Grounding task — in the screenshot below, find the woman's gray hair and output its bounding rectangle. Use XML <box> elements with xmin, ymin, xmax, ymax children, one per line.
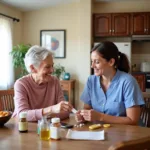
<box><xmin>24</xmin><ymin>45</ymin><xmax>53</xmax><ymax>73</ymax></box>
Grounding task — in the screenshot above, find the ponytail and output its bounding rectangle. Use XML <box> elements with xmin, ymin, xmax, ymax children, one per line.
<box><xmin>117</xmin><ymin>51</ymin><xmax>130</xmax><ymax>73</ymax></box>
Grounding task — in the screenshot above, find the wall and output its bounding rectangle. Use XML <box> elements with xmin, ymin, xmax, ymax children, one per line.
<box><xmin>1</xmin><ymin>0</ymin><xmax>150</xmax><ymax>108</ymax></box>
<box><xmin>132</xmin><ymin>42</ymin><xmax>150</xmax><ymax>71</ymax></box>
<box><xmin>93</xmin><ymin>0</ymin><xmax>150</xmax><ymax>13</ymax></box>
<box><xmin>77</xmin><ymin>0</ymin><xmax>92</xmax><ymax>109</ymax></box>
<box><xmin>22</xmin><ymin>0</ymin><xmax>92</xmax><ymax>109</ymax></box>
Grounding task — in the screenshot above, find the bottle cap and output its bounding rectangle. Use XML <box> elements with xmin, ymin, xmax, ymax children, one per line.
<box><xmin>51</xmin><ymin>118</ymin><xmax>60</xmax><ymax>123</ymax></box>
<box><xmin>19</xmin><ymin>112</ymin><xmax>27</xmax><ymax>118</ymax></box>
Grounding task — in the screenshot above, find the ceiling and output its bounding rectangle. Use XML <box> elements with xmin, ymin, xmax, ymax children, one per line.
<box><xmin>0</xmin><ymin>0</ymin><xmax>80</xmax><ymax>12</ymax></box>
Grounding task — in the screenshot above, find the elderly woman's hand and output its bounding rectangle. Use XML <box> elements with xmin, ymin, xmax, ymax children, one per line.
<box><xmin>42</xmin><ymin>101</ymin><xmax>73</xmax><ymax>116</ymax></box>
<box><xmin>51</xmin><ymin>101</ymin><xmax>73</xmax><ymax>113</ymax></box>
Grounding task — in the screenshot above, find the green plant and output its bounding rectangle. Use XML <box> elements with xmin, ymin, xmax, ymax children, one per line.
<box><xmin>10</xmin><ymin>44</ymin><xmax>31</xmax><ymax>78</ymax></box>
<box><xmin>52</xmin><ymin>64</ymin><xmax>65</xmax><ymax>79</ymax></box>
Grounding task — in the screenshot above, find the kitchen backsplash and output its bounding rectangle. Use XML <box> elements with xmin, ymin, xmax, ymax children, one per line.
<box><xmin>132</xmin><ymin>54</ymin><xmax>150</xmax><ymax>71</ymax></box>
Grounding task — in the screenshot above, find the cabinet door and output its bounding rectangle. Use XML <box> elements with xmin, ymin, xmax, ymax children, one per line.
<box><xmin>131</xmin><ymin>13</ymin><xmax>147</xmax><ymax>35</ymax></box>
<box><xmin>93</xmin><ymin>14</ymin><xmax>111</xmax><ymax>37</ymax></box>
<box><xmin>147</xmin><ymin>13</ymin><xmax>150</xmax><ymax>34</ymax></box>
<box><xmin>112</xmin><ymin>13</ymin><xmax>130</xmax><ymax>36</ymax></box>
<box><xmin>133</xmin><ymin>74</ymin><xmax>145</xmax><ymax>92</ymax></box>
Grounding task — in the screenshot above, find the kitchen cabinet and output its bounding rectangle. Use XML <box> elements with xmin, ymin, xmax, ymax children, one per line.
<box><xmin>93</xmin><ymin>13</ymin><xmax>130</xmax><ymax>37</ymax></box>
<box><xmin>132</xmin><ymin>74</ymin><xmax>145</xmax><ymax>92</ymax></box>
<box><xmin>131</xmin><ymin>12</ymin><xmax>150</xmax><ymax>35</ymax></box>
<box><xmin>112</xmin><ymin>13</ymin><xmax>130</xmax><ymax>36</ymax></box>
<box><xmin>93</xmin><ymin>13</ymin><xmax>111</xmax><ymax>37</ymax></box>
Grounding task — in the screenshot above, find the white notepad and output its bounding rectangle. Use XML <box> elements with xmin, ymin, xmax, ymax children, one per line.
<box><xmin>66</xmin><ymin>129</ymin><xmax>105</xmax><ymax>140</ymax></box>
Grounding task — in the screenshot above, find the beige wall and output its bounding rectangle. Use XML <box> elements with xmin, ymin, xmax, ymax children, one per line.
<box><xmin>93</xmin><ymin>1</ymin><xmax>150</xmax><ymax>13</ymax></box>
<box><xmin>0</xmin><ymin>3</ymin><xmax>23</xmax><ymax>45</ymax></box>
<box><xmin>77</xmin><ymin>0</ymin><xmax>92</xmax><ymax>109</ymax></box>
<box><xmin>23</xmin><ymin>1</ymin><xmax>92</xmax><ymax>109</ymax></box>
<box><xmin>3</xmin><ymin>0</ymin><xmax>150</xmax><ymax>108</ymax></box>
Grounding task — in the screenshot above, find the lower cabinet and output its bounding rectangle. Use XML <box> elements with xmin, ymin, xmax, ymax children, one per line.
<box><xmin>132</xmin><ymin>74</ymin><xmax>145</xmax><ymax>92</ymax></box>
<box><xmin>60</xmin><ymin>79</ymin><xmax>76</xmax><ymax>106</ymax></box>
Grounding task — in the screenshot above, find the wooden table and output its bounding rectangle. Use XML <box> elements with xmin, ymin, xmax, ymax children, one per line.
<box><xmin>1</xmin><ymin>116</ymin><xmax>150</xmax><ymax>150</ymax></box>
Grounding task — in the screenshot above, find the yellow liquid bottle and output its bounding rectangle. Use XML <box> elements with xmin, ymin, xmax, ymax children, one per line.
<box><xmin>40</xmin><ymin>129</ymin><xmax>50</xmax><ymax>140</ymax></box>
<box><xmin>39</xmin><ymin>116</ymin><xmax>50</xmax><ymax>140</ymax></box>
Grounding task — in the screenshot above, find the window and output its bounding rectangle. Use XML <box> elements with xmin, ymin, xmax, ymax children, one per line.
<box><xmin>0</xmin><ymin>16</ymin><xmax>14</xmax><ymax>89</ymax></box>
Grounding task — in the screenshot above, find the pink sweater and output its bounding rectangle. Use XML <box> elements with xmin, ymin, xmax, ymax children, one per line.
<box><xmin>12</xmin><ymin>75</ymin><xmax>69</xmax><ymax>121</ymax></box>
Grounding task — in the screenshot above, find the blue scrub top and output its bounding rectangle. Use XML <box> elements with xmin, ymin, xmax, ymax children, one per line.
<box><xmin>80</xmin><ymin>70</ymin><xmax>145</xmax><ymax>117</ymax></box>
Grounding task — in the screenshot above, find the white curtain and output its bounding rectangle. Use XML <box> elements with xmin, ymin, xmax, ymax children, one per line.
<box><xmin>0</xmin><ymin>16</ymin><xmax>14</xmax><ymax>89</ymax></box>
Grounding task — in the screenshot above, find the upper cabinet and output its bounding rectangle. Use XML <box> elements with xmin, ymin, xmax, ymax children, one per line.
<box><xmin>93</xmin><ymin>12</ymin><xmax>150</xmax><ymax>37</ymax></box>
<box><xmin>131</xmin><ymin>13</ymin><xmax>150</xmax><ymax>35</ymax></box>
<box><xmin>93</xmin><ymin>13</ymin><xmax>130</xmax><ymax>37</ymax></box>
<box><xmin>112</xmin><ymin>13</ymin><xmax>130</xmax><ymax>36</ymax></box>
<box><xmin>93</xmin><ymin>14</ymin><xmax>111</xmax><ymax>37</ymax></box>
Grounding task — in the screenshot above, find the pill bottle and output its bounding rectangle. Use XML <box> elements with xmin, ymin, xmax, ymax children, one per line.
<box><xmin>18</xmin><ymin>112</ymin><xmax>28</xmax><ymax>133</ymax></box>
<box><xmin>50</xmin><ymin>118</ymin><xmax>61</xmax><ymax>140</ymax></box>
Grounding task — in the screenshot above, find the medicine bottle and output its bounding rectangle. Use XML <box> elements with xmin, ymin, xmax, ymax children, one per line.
<box><xmin>50</xmin><ymin>118</ymin><xmax>61</xmax><ymax>140</ymax></box>
<box><xmin>39</xmin><ymin>116</ymin><xmax>50</xmax><ymax>140</ymax></box>
<box><xmin>18</xmin><ymin>112</ymin><xmax>28</xmax><ymax>133</ymax></box>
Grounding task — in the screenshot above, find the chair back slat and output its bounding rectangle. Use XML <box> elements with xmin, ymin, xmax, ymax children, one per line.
<box><xmin>0</xmin><ymin>90</ymin><xmax>14</xmax><ymax>112</ymax></box>
<box><xmin>141</xmin><ymin>92</ymin><xmax>150</xmax><ymax>127</ymax></box>
<box><xmin>108</xmin><ymin>136</ymin><xmax>150</xmax><ymax>150</ymax></box>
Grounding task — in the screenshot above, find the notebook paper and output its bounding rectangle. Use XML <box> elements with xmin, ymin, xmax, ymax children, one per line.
<box><xmin>66</xmin><ymin>129</ymin><xmax>105</xmax><ymax>140</ymax></box>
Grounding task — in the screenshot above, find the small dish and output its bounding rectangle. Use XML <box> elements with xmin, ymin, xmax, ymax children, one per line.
<box><xmin>0</xmin><ymin>111</ymin><xmax>12</xmax><ymax>127</ymax></box>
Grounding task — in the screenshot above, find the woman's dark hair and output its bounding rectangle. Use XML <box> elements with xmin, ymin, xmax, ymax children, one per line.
<box><xmin>91</xmin><ymin>41</ymin><xmax>130</xmax><ymax>73</ymax></box>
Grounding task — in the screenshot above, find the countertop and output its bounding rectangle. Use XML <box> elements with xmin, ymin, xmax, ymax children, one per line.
<box><xmin>132</xmin><ymin>71</ymin><xmax>150</xmax><ymax>75</ymax></box>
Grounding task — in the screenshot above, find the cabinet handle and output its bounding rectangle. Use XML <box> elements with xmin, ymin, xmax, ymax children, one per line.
<box><xmin>109</xmin><ymin>29</ymin><xmax>112</xmax><ymax>33</ymax></box>
<box><xmin>112</xmin><ymin>29</ymin><xmax>114</xmax><ymax>33</ymax></box>
<box><xmin>144</xmin><ymin>28</ymin><xmax>147</xmax><ymax>32</ymax></box>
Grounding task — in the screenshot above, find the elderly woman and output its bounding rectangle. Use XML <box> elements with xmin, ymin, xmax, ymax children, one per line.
<box><xmin>12</xmin><ymin>45</ymin><xmax>72</xmax><ymax>121</ymax></box>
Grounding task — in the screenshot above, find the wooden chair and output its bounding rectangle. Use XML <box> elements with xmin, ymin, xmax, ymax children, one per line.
<box><xmin>108</xmin><ymin>136</ymin><xmax>150</xmax><ymax>150</ymax></box>
<box><xmin>141</xmin><ymin>92</ymin><xmax>150</xmax><ymax>127</ymax></box>
<box><xmin>0</xmin><ymin>89</ymin><xmax>14</xmax><ymax>112</ymax></box>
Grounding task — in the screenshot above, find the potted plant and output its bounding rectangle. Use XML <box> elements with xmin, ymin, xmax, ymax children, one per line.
<box><xmin>10</xmin><ymin>44</ymin><xmax>31</xmax><ymax>78</ymax></box>
<box><xmin>52</xmin><ymin>64</ymin><xmax>65</xmax><ymax>80</ymax></box>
